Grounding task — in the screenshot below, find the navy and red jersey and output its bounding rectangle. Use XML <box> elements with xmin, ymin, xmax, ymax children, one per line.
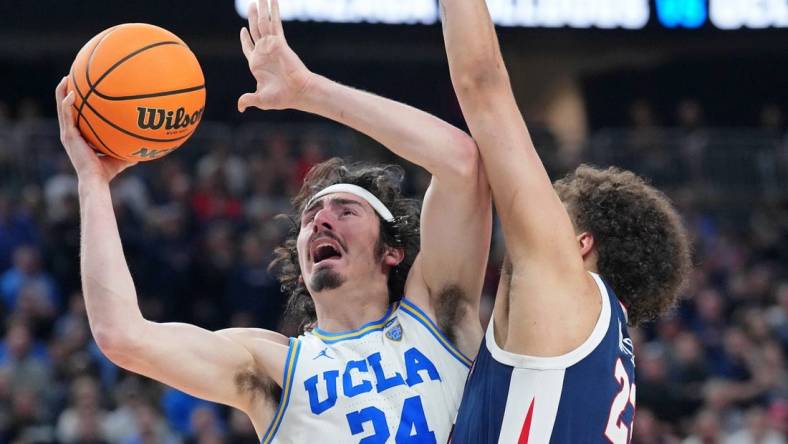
<box><xmin>450</xmin><ymin>273</ymin><xmax>636</xmax><ymax>444</ymax></box>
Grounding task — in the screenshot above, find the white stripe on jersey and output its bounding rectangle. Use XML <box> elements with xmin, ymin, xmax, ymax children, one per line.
<box><xmin>486</xmin><ymin>273</ymin><xmax>612</xmax><ymax>370</ymax></box>
<box><xmin>497</xmin><ymin>368</ymin><xmax>565</xmax><ymax>443</ymax></box>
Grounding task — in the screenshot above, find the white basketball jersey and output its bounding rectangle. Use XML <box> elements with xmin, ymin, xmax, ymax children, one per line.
<box><xmin>260</xmin><ymin>298</ymin><xmax>472</xmax><ymax>444</ymax></box>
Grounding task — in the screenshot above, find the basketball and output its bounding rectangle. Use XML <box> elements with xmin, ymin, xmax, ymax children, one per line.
<box><xmin>66</xmin><ymin>23</ymin><xmax>205</xmax><ymax>162</ymax></box>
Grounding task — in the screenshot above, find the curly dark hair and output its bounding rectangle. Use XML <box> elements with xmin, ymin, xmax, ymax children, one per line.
<box><xmin>269</xmin><ymin>158</ymin><xmax>421</xmax><ymax>334</ymax></box>
<box><xmin>554</xmin><ymin>165</ymin><xmax>692</xmax><ymax>325</ymax></box>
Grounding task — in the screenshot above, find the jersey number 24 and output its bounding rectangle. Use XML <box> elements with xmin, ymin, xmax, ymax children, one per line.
<box><xmin>346</xmin><ymin>395</ymin><xmax>436</xmax><ymax>444</ymax></box>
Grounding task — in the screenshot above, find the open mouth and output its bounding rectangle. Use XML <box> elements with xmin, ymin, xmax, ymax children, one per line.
<box><xmin>312</xmin><ymin>243</ymin><xmax>343</xmax><ymax>264</ymax></box>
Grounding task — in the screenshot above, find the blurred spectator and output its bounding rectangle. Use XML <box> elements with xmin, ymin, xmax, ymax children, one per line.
<box><xmin>191</xmin><ymin>223</ymin><xmax>236</xmax><ymax>329</ymax></box>
<box><xmin>43</xmin><ymin>155</ymin><xmax>78</xmax><ymax>225</ymax></box>
<box><xmin>44</xmin><ymin>192</ymin><xmax>81</xmax><ymax>298</ymax></box>
<box><xmin>225</xmin><ymin>231</ymin><xmax>285</xmax><ymax>329</ymax></box>
<box><xmin>637</xmin><ymin>343</ymin><xmax>687</xmax><ymax>422</ymax></box>
<box><xmin>0</xmin><ymin>319</ymin><xmax>51</xmax><ymax>400</ymax></box>
<box><xmin>197</xmin><ymin>142</ymin><xmax>248</xmax><ymax>197</ymax></box>
<box><xmin>725</xmin><ymin>406</ymin><xmax>786</xmax><ymax>444</ymax></box>
<box><xmin>681</xmin><ymin>409</ymin><xmax>722</xmax><ymax>444</ymax></box>
<box><xmin>104</xmin><ymin>377</ymin><xmax>144</xmax><ymax>444</ymax></box>
<box><xmin>15</xmin><ymin>281</ymin><xmax>57</xmax><ymax>338</ymax></box>
<box><xmin>244</xmin><ymin>169</ymin><xmax>289</xmax><ymax>225</ymax></box>
<box><xmin>765</xmin><ymin>282</ymin><xmax>788</xmax><ymax>349</ymax></box>
<box><xmin>5</xmin><ymin>388</ymin><xmax>55</xmax><ymax>443</ymax></box>
<box><xmin>111</xmin><ymin>173</ymin><xmax>151</xmax><ymax>223</ymax></box>
<box><xmin>259</xmin><ymin>132</ymin><xmax>295</xmax><ymax>196</ymax></box>
<box><xmin>225</xmin><ymin>410</ymin><xmax>256</xmax><ymax>443</ymax></box>
<box><xmin>0</xmin><ymin>196</ymin><xmax>39</xmax><ymax>272</ymax></box>
<box><xmin>0</xmin><ymin>245</ymin><xmax>59</xmax><ymax>312</ymax></box>
<box><xmin>184</xmin><ymin>405</ymin><xmax>224</xmax><ymax>444</ymax></box>
<box><xmin>191</xmin><ymin>171</ymin><xmax>242</xmax><ymax>224</ymax></box>
<box><xmin>161</xmin><ymin>389</ymin><xmax>219</xmax><ymax>438</ymax></box>
<box><xmin>293</xmin><ymin>137</ymin><xmax>326</xmax><ymax>186</ymax></box>
<box><xmin>120</xmin><ymin>402</ymin><xmax>180</xmax><ymax>444</ymax></box>
<box><xmin>632</xmin><ymin>408</ymin><xmax>679</xmax><ymax>444</ymax></box>
<box><xmin>56</xmin><ymin>376</ymin><xmax>110</xmax><ymax>443</ymax></box>
<box><xmin>766</xmin><ymin>400</ymin><xmax>787</xmax><ymax>438</ymax></box>
<box><xmin>675</xmin><ymin>98</ymin><xmax>709</xmax><ymax>182</ymax></box>
<box><xmin>626</xmin><ymin>99</ymin><xmax>672</xmax><ymax>183</ymax></box>
<box><xmin>690</xmin><ymin>289</ymin><xmax>727</xmax><ymax>360</ymax></box>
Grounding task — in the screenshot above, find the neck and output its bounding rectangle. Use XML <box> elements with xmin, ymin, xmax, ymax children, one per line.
<box><xmin>583</xmin><ymin>250</ymin><xmax>599</xmax><ymax>273</ymax></box>
<box><xmin>312</xmin><ymin>279</ymin><xmax>391</xmax><ymax>333</ymax></box>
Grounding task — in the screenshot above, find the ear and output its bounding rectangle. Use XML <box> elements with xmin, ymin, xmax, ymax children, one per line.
<box><xmin>577</xmin><ymin>232</ymin><xmax>595</xmax><ymax>258</ymax></box>
<box><xmin>382</xmin><ymin>247</ymin><xmax>405</xmax><ymax>268</ymax></box>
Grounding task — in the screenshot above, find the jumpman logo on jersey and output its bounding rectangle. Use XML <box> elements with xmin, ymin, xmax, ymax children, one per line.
<box><xmin>313</xmin><ymin>347</ymin><xmax>334</xmax><ymax>360</ymax></box>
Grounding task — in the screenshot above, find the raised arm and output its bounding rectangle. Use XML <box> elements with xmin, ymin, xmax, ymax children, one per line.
<box><xmin>439</xmin><ymin>1</ymin><xmax>598</xmax><ymax>355</ymax></box>
<box><xmin>239</xmin><ymin>0</ymin><xmax>492</xmax><ymax>355</ymax></box>
<box><xmin>55</xmin><ymin>79</ymin><xmax>288</xmax><ymax>423</ymax></box>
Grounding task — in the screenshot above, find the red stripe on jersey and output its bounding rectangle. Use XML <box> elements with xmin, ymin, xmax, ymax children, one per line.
<box><xmin>518</xmin><ymin>398</ymin><xmax>536</xmax><ymax>444</ymax></box>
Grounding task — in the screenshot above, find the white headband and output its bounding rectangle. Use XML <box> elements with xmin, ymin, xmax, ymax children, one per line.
<box><xmin>305</xmin><ymin>183</ymin><xmax>394</xmax><ymax>222</ymax></box>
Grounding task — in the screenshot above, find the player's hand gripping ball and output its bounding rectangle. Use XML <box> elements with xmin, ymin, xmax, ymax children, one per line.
<box><xmin>67</xmin><ymin>23</ymin><xmax>206</xmax><ymax>162</ymax></box>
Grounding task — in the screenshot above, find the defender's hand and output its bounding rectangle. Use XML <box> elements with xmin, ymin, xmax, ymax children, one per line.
<box><xmin>238</xmin><ymin>0</ymin><xmax>314</xmax><ymax>112</ymax></box>
<box><xmin>55</xmin><ymin>77</ymin><xmax>135</xmax><ymax>184</ymax></box>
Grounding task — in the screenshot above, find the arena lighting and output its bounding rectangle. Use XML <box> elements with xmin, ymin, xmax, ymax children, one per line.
<box><xmin>236</xmin><ymin>0</ymin><xmax>438</xmax><ymax>24</ymax></box>
<box><xmin>235</xmin><ymin>0</ymin><xmax>788</xmax><ymax>29</ymax></box>
<box><xmin>709</xmin><ymin>0</ymin><xmax>788</xmax><ymax>29</ymax></box>
<box><xmin>654</xmin><ymin>0</ymin><xmax>706</xmax><ymax>28</ymax></box>
<box><xmin>235</xmin><ymin>0</ymin><xmax>649</xmax><ymax>28</ymax></box>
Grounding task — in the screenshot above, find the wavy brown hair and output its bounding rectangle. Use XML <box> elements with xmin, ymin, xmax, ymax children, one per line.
<box><xmin>554</xmin><ymin>165</ymin><xmax>692</xmax><ymax>325</ymax></box>
<box><xmin>269</xmin><ymin>158</ymin><xmax>421</xmax><ymax>334</ymax></box>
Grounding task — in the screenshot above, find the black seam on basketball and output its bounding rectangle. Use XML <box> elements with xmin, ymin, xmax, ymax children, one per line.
<box><xmin>79</xmin><ymin>40</ymin><xmax>182</xmax><ymax>129</ymax></box>
<box><xmin>73</xmin><ymin>76</ymin><xmax>196</xmax><ymax>142</ymax></box>
<box><xmin>92</xmin><ymin>84</ymin><xmax>205</xmax><ymax>101</ymax></box>
<box><xmin>78</xmin><ymin>95</ymin><xmax>196</xmax><ymax>142</ymax></box>
<box><xmin>71</xmin><ymin>70</ymin><xmax>91</xmax><ymax>113</ymax></box>
<box><xmin>72</xmin><ymin>104</ymin><xmax>124</xmax><ymax>158</ymax></box>
<box><xmin>76</xmin><ymin>27</ymin><xmax>121</xmax><ymax>128</ymax></box>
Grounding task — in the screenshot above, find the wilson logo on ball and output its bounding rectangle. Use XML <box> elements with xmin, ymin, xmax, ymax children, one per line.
<box><xmin>136</xmin><ymin>106</ymin><xmax>205</xmax><ymax>131</ymax></box>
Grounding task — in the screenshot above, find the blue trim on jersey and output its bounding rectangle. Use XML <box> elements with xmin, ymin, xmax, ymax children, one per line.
<box><xmin>261</xmin><ymin>338</ymin><xmax>302</xmax><ymax>444</ymax></box>
<box><xmin>400</xmin><ymin>298</ymin><xmax>473</xmax><ymax>368</ymax></box>
<box><xmin>310</xmin><ymin>303</ymin><xmax>398</xmax><ymax>344</ymax></box>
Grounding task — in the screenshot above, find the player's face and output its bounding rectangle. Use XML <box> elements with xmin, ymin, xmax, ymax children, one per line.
<box><xmin>297</xmin><ymin>193</ymin><xmax>384</xmax><ymax>294</ymax></box>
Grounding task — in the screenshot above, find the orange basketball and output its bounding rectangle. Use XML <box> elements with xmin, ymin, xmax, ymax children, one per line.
<box><xmin>67</xmin><ymin>23</ymin><xmax>206</xmax><ymax>162</ymax></box>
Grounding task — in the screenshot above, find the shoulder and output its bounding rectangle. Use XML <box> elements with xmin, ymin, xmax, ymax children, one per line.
<box><xmin>217</xmin><ymin>327</ymin><xmax>290</xmax><ymax>346</ymax></box>
<box><xmin>403</xmin><ymin>255</ymin><xmax>483</xmax><ymax>359</ymax></box>
<box><xmin>217</xmin><ymin>328</ymin><xmax>292</xmax><ymax>389</ymax></box>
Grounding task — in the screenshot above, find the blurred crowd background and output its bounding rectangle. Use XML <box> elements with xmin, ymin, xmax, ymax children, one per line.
<box><xmin>0</xmin><ymin>94</ymin><xmax>785</xmax><ymax>444</ymax></box>
<box><xmin>1</xmin><ymin>0</ymin><xmax>788</xmax><ymax>443</ymax></box>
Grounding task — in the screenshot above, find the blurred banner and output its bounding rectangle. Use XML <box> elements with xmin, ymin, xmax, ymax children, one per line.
<box><xmin>235</xmin><ymin>0</ymin><xmax>788</xmax><ymax>30</ymax></box>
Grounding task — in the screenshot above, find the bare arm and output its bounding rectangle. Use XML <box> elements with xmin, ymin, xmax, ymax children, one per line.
<box><xmin>297</xmin><ymin>77</ymin><xmax>492</xmax><ymax>328</ymax></box>
<box><xmin>439</xmin><ymin>1</ymin><xmax>598</xmax><ymax>355</ymax></box>
<box><xmin>239</xmin><ymin>0</ymin><xmax>492</xmax><ymax>355</ymax></box>
<box><xmin>55</xmin><ymin>79</ymin><xmax>286</xmax><ymax>416</ymax></box>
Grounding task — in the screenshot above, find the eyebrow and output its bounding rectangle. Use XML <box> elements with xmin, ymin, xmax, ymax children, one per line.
<box><xmin>302</xmin><ymin>197</ymin><xmax>366</xmax><ymax>218</ymax></box>
<box><xmin>302</xmin><ymin>199</ymin><xmax>324</xmax><ymax>217</ymax></box>
<box><xmin>331</xmin><ymin>198</ymin><xmax>366</xmax><ymax>210</ymax></box>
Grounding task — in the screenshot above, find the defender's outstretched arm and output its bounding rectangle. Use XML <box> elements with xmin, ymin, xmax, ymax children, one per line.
<box><xmin>439</xmin><ymin>1</ymin><xmax>598</xmax><ymax>355</ymax></box>
<box><xmin>240</xmin><ymin>0</ymin><xmax>492</xmax><ymax>356</ymax></box>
